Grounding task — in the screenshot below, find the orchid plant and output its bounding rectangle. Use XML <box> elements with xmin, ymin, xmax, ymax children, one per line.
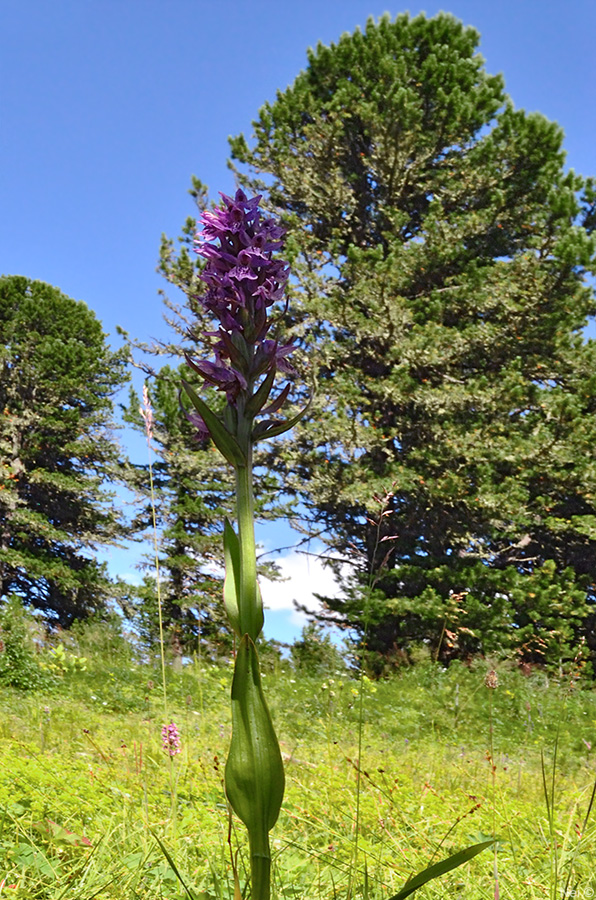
<box><xmin>182</xmin><ymin>189</ymin><xmax>302</xmax><ymax>900</ymax></box>
<box><xmin>181</xmin><ymin>189</ymin><xmax>494</xmax><ymax>900</ymax></box>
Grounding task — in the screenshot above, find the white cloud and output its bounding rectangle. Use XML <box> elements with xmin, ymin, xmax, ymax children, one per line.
<box><xmin>259</xmin><ymin>551</ymin><xmax>349</xmax><ymax>626</ymax></box>
<box><xmin>116</xmin><ymin>570</ymin><xmax>144</xmax><ymax>587</ymax></box>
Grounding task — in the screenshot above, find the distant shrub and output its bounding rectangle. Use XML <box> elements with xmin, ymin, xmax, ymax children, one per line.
<box><xmin>44</xmin><ymin>642</ymin><xmax>87</xmax><ymax>676</ymax></box>
<box><xmin>68</xmin><ymin>612</ymin><xmax>133</xmax><ymax>663</ymax></box>
<box><xmin>290</xmin><ymin>623</ymin><xmax>346</xmax><ymax>676</ymax></box>
<box><xmin>257</xmin><ymin>638</ymin><xmax>289</xmax><ymax>674</ymax></box>
<box><xmin>0</xmin><ymin>594</ymin><xmax>47</xmax><ymax>690</ymax></box>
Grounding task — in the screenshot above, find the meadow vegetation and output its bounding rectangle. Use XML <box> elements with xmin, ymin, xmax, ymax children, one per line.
<box><xmin>1</xmin><ymin>609</ymin><xmax>595</xmax><ymax>899</ymax></box>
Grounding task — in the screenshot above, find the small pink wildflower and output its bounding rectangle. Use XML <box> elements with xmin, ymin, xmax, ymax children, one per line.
<box><xmin>161</xmin><ymin>721</ymin><xmax>181</xmax><ymax>757</ymax></box>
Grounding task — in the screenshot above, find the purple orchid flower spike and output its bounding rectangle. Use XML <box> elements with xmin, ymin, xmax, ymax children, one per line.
<box><xmin>161</xmin><ymin>721</ymin><xmax>181</xmax><ymax>757</ymax></box>
<box><xmin>181</xmin><ymin>189</ymin><xmax>307</xmax><ymax>459</ymax></box>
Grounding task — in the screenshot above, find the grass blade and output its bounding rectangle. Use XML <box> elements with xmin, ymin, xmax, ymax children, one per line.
<box><xmin>386</xmin><ymin>839</ymin><xmax>496</xmax><ymax>900</ymax></box>
<box><xmin>152</xmin><ymin>830</ymin><xmax>197</xmax><ymax>900</ymax></box>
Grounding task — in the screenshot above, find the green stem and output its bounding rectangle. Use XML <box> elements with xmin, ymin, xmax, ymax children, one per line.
<box><xmin>229</xmin><ymin>422</ymin><xmax>275</xmax><ymax>900</ymax></box>
<box><xmin>249</xmin><ymin>836</ymin><xmax>272</xmax><ymax>900</ymax></box>
<box><xmin>235</xmin><ymin>456</ymin><xmax>263</xmax><ymax>640</ymax></box>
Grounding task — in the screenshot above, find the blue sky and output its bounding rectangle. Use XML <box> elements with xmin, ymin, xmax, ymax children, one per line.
<box><xmin>2</xmin><ymin>0</ymin><xmax>595</xmax><ymax>643</ymax></box>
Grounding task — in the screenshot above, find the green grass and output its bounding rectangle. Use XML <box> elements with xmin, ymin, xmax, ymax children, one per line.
<box><xmin>1</xmin><ymin>631</ymin><xmax>596</xmax><ymax>898</ymax></box>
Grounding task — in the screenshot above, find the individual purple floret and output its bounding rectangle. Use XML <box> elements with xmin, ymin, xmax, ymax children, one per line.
<box><xmin>186</xmin><ymin>189</ymin><xmax>296</xmax><ymax>417</ymax></box>
<box><xmin>162</xmin><ymin>721</ymin><xmax>181</xmax><ymax>757</ymax></box>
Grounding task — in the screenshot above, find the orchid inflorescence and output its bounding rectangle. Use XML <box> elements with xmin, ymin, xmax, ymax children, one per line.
<box><xmin>161</xmin><ymin>721</ymin><xmax>181</xmax><ymax>758</ymax></box>
<box><xmin>182</xmin><ymin>189</ymin><xmax>303</xmax><ymax>464</ymax></box>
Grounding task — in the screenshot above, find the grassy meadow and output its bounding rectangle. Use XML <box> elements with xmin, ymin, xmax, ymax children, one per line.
<box><xmin>1</xmin><ymin>621</ymin><xmax>596</xmax><ymax>899</ymax></box>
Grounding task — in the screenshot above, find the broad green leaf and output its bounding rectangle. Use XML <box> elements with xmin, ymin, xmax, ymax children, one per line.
<box><xmin>223</xmin><ymin>519</ymin><xmax>264</xmax><ymax>642</ymax></box>
<box><xmin>225</xmin><ymin>636</ymin><xmax>285</xmax><ymax>857</ymax></box>
<box><xmin>181</xmin><ymin>380</ymin><xmax>246</xmax><ymax>467</ymax></box>
<box><xmin>387</xmin><ymin>839</ymin><xmax>496</xmax><ymax>900</ymax></box>
<box><xmin>223</xmin><ymin>518</ymin><xmax>242</xmax><ymax>636</ymax></box>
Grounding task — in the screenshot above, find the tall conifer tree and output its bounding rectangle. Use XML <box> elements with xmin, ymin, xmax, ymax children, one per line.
<box><xmin>224</xmin><ymin>13</ymin><xmax>596</xmax><ymax>668</ymax></box>
<box><xmin>0</xmin><ymin>276</ymin><xmax>129</xmax><ymax>625</ymax></box>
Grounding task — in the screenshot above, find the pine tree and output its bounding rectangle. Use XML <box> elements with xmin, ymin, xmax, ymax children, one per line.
<box><xmin>0</xmin><ymin>276</ymin><xmax>129</xmax><ymax>625</ymax></box>
<box><xmin>227</xmin><ymin>12</ymin><xmax>596</xmax><ymax>669</ymax></box>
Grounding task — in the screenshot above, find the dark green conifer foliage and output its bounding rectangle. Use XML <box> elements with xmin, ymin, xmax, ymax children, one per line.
<box><xmin>0</xmin><ymin>276</ymin><xmax>129</xmax><ymax>625</ymax></box>
<box><xmin>228</xmin><ymin>12</ymin><xmax>596</xmax><ymax>669</ymax></box>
